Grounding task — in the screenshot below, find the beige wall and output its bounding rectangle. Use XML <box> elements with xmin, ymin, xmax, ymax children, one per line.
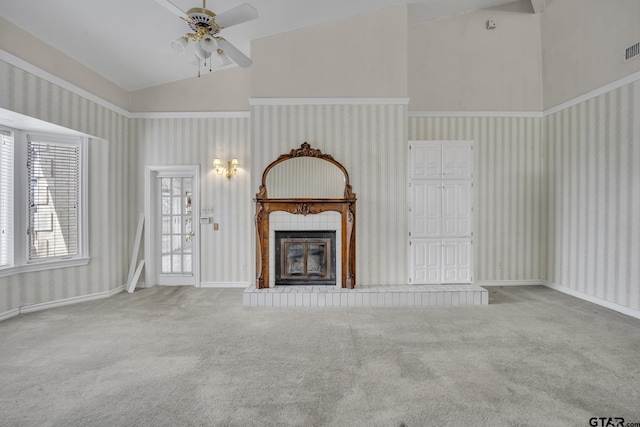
<box><xmin>129</xmin><ymin>68</ymin><xmax>251</xmax><ymax>112</ymax></box>
<box><xmin>0</xmin><ymin>17</ymin><xmax>130</xmax><ymax>111</ymax></box>
<box><xmin>131</xmin><ymin>116</ymin><xmax>252</xmax><ymax>285</ymax></box>
<box><xmin>541</xmin><ymin>0</ymin><xmax>640</xmax><ymax>109</ymax></box>
<box><xmin>251</xmin><ymin>103</ymin><xmax>408</xmax><ymax>285</ymax></box>
<box><xmin>0</xmin><ymin>60</ymin><xmax>133</xmax><ymax>314</ymax></box>
<box><xmin>250</xmin><ymin>5</ymin><xmax>408</xmax><ymax>98</ymax></box>
<box><xmin>544</xmin><ymin>79</ymin><xmax>640</xmax><ymax>311</ymax></box>
<box><xmin>4</xmin><ymin>0</ymin><xmax>640</xmax><ymax>316</ymax></box>
<box><xmin>409</xmin><ymin>115</ymin><xmax>545</xmax><ymax>282</ymax></box>
<box><xmin>409</xmin><ymin>3</ymin><xmax>542</xmax><ymax>112</ymax></box>
<box><xmin>6</xmin><ymin>0</ymin><xmax>640</xmax><ymax>114</ymax></box>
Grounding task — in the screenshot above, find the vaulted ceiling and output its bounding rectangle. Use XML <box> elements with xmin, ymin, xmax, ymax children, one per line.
<box><xmin>0</xmin><ymin>0</ymin><xmax>532</xmax><ymax>92</ymax></box>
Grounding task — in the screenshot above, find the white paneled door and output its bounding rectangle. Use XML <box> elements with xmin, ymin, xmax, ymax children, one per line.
<box><xmin>410</xmin><ymin>181</ymin><xmax>442</xmax><ymax>237</ymax></box>
<box><xmin>442</xmin><ymin>181</ymin><xmax>473</xmax><ymax>237</ymax></box>
<box><xmin>410</xmin><ymin>239</ymin><xmax>441</xmax><ymax>283</ymax></box>
<box><xmin>442</xmin><ymin>239</ymin><xmax>473</xmax><ymax>283</ymax></box>
<box><xmin>409</xmin><ymin>141</ymin><xmax>473</xmax><ymax>284</ymax></box>
<box><xmin>411</xmin><ymin>143</ymin><xmax>442</xmax><ymax>180</ymax></box>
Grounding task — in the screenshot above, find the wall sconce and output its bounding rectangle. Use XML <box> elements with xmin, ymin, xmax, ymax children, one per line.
<box><xmin>213</xmin><ymin>158</ymin><xmax>239</xmax><ymax>180</ymax></box>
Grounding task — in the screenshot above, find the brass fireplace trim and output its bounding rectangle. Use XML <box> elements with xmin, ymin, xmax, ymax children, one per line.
<box><xmin>254</xmin><ymin>143</ymin><xmax>356</xmax><ymax>289</ymax></box>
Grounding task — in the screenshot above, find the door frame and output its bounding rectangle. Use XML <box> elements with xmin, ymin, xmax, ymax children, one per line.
<box><xmin>144</xmin><ymin>165</ymin><xmax>200</xmax><ymax>287</ymax></box>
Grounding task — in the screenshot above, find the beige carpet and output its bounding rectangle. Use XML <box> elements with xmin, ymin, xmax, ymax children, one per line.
<box><xmin>1</xmin><ymin>285</ymin><xmax>639</xmax><ymax>426</ymax></box>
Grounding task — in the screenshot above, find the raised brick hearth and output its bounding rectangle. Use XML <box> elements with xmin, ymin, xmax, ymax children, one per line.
<box><xmin>243</xmin><ymin>284</ymin><xmax>488</xmax><ymax>307</ymax></box>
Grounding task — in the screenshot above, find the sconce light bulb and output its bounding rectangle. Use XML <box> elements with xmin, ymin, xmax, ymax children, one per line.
<box><xmin>212</xmin><ymin>157</ymin><xmax>239</xmax><ymax>180</ymax></box>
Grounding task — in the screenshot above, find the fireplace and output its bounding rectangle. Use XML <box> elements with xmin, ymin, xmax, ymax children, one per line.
<box><xmin>275</xmin><ymin>231</ymin><xmax>336</xmax><ymax>285</ymax></box>
<box><xmin>255</xmin><ymin>143</ymin><xmax>356</xmax><ymax>289</ymax></box>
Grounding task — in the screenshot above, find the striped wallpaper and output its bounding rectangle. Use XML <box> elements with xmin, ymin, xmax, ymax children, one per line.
<box><xmin>2</xmin><ymin>54</ymin><xmax>638</xmax><ymax>316</ymax></box>
<box><xmin>0</xmin><ymin>60</ymin><xmax>133</xmax><ymax>314</ymax></box>
<box><xmin>251</xmin><ymin>104</ymin><xmax>408</xmax><ymax>285</ymax></box>
<box><xmin>544</xmin><ymin>80</ymin><xmax>640</xmax><ymax>311</ymax></box>
<box><xmin>131</xmin><ymin>117</ymin><xmax>252</xmax><ymax>285</ymax></box>
<box><xmin>408</xmin><ymin>116</ymin><xmax>546</xmax><ymax>283</ymax></box>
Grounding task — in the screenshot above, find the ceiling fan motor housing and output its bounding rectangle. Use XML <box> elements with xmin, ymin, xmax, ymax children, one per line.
<box><xmin>186</xmin><ymin>8</ymin><xmax>221</xmax><ymax>34</ymax></box>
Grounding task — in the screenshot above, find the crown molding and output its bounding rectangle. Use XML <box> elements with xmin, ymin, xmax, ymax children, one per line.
<box><xmin>4</xmin><ymin>48</ymin><xmax>640</xmax><ymax>120</ymax></box>
<box><xmin>543</xmin><ymin>70</ymin><xmax>640</xmax><ymax>116</ymax></box>
<box><xmin>250</xmin><ymin>98</ymin><xmax>410</xmax><ymax>106</ymax></box>
<box><xmin>1</xmin><ymin>50</ymin><xmax>251</xmax><ymax>120</ymax></box>
<box><xmin>0</xmin><ymin>49</ymin><xmax>131</xmax><ymax>118</ymax></box>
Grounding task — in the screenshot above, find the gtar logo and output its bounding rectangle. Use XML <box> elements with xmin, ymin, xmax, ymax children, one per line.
<box><xmin>589</xmin><ymin>418</ymin><xmax>625</xmax><ymax>427</ymax></box>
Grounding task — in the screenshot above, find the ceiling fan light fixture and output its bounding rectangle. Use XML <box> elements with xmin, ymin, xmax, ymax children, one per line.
<box><xmin>216</xmin><ymin>49</ymin><xmax>232</xmax><ymax>67</ymax></box>
<box><xmin>159</xmin><ymin>0</ymin><xmax>258</xmax><ymax>75</ymax></box>
<box><xmin>200</xmin><ymin>35</ymin><xmax>217</xmax><ymax>53</ymax></box>
<box><xmin>194</xmin><ymin>43</ymin><xmax>210</xmax><ymax>60</ymax></box>
<box><xmin>170</xmin><ymin>36</ymin><xmax>188</xmax><ymax>54</ymax></box>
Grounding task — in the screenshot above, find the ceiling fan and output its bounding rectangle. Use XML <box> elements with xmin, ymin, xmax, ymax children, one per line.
<box><xmin>156</xmin><ymin>0</ymin><xmax>258</xmax><ymax>76</ymax></box>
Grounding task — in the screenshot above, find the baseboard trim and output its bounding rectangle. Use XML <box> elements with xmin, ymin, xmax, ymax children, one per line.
<box><xmin>543</xmin><ymin>281</ymin><xmax>640</xmax><ymax>320</ymax></box>
<box><xmin>18</xmin><ymin>285</ymin><xmax>125</xmax><ymax>316</ymax></box>
<box><xmin>132</xmin><ymin>282</ymin><xmax>153</xmax><ymax>289</ymax></box>
<box><xmin>130</xmin><ymin>111</ymin><xmax>250</xmax><ymax>119</ymax></box>
<box><xmin>476</xmin><ymin>280</ymin><xmax>544</xmax><ymax>286</ymax></box>
<box><xmin>250</xmin><ymin>98</ymin><xmax>410</xmax><ymax>106</ymax></box>
<box><xmin>409</xmin><ymin>111</ymin><xmax>543</xmax><ymax>118</ymax></box>
<box><xmin>0</xmin><ymin>308</ymin><xmax>20</xmax><ymax>322</ymax></box>
<box><xmin>200</xmin><ymin>282</ymin><xmax>249</xmax><ymax>288</ymax></box>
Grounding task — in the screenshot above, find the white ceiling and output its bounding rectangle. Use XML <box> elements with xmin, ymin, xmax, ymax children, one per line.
<box><xmin>0</xmin><ymin>0</ymin><xmax>521</xmax><ymax>92</ymax></box>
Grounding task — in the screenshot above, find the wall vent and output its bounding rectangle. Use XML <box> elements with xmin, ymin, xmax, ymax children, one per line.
<box><xmin>623</xmin><ymin>41</ymin><xmax>640</xmax><ymax>62</ymax></box>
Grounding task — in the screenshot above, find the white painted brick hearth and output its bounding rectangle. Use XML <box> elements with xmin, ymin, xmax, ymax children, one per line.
<box><xmin>242</xmin><ymin>284</ymin><xmax>489</xmax><ymax>307</ymax></box>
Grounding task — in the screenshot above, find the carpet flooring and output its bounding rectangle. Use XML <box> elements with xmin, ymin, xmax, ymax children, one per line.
<box><xmin>1</xmin><ymin>285</ymin><xmax>639</xmax><ymax>427</ymax></box>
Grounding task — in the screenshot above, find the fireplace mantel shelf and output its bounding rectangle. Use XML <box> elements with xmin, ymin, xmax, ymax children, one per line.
<box><xmin>255</xmin><ymin>198</ymin><xmax>350</xmax><ymax>202</ymax></box>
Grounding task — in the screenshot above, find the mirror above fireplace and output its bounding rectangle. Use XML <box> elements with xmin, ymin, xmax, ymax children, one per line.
<box><xmin>266</xmin><ymin>157</ymin><xmax>345</xmax><ymax>199</ymax></box>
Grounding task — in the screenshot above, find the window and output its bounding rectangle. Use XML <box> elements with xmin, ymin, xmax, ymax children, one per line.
<box><xmin>0</xmin><ymin>126</ymin><xmax>89</xmax><ymax>276</ymax></box>
<box><xmin>0</xmin><ymin>129</ymin><xmax>14</xmax><ymax>268</ymax></box>
<box><xmin>28</xmin><ymin>138</ymin><xmax>81</xmax><ymax>261</ymax></box>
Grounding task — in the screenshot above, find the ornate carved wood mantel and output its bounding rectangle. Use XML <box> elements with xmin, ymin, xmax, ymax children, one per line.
<box><xmin>255</xmin><ymin>143</ymin><xmax>357</xmax><ymax>289</ymax></box>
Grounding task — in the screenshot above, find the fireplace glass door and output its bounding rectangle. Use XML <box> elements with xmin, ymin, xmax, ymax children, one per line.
<box><xmin>276</xmin><ymin>231</ymin><xmax>336</xmax><ymax>285</ymax></box>
<box><xmin>282</xmin><ymin>239</ymin><xmax>330</xmax><ymax>279</ymax></box>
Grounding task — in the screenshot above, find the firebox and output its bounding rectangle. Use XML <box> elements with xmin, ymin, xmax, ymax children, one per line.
<box><xmin>275</xmin><ymin>231</ymin><xmax>336</xmax><ymax>285</ymax></box>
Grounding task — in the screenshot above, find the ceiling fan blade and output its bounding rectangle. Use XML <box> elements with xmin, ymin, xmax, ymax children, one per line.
<box><xmin>217</xmin><ymin>39</ymin><xmax>252</xmax><ymax>68</ymax></box>
<box><xmin>215</xmin><ymin>3</ymin><xmax>258</xmax><ymax>28</ymax></box>
<box><xmin>154</xmin><ymin>0</ymin><xmax>189</xmax><ymax>20</ymax></box>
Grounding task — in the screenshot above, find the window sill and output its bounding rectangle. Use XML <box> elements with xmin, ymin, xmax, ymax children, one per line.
<box><xmin>0</xmin><ymin>257</ymin><xmax>90</xmax><ymax>278</ymax></box>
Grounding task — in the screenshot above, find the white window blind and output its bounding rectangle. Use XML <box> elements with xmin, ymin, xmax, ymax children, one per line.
<box><xmin>27</xmin><ymin>139</ymin><xmax>80</xmax><ymax>261</ymax></box>
<box><xmin>0</xmin><ymin>129</ymin><xmax>14</xmax><ymax>268</ymax></box>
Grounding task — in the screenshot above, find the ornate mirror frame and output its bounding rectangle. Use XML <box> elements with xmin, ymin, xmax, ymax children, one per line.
<box><xmin>255</xmin><ymin>143</ymin><xmax>356</xmax><ymax>289</ymax></box>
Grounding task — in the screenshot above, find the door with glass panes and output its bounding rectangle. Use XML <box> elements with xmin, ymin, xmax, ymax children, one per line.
<box><xmin>158</xmin><ymin>175</ymin><xmax>195</xmax><ymax>285</ymax></box>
